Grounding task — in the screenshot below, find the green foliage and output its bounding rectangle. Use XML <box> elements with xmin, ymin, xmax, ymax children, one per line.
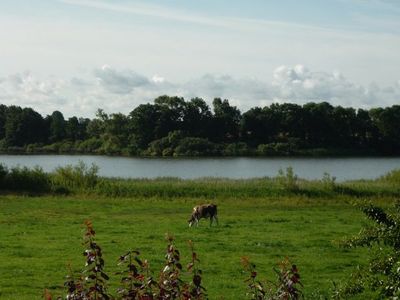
<box><xmin>1</xmin><ymin>101</ymin><xmax>400</xmax><ymax>156</ymax></box>
<box><xmin>144</xmin><ymin>131</ymin><xmax>223</xmax><ymax>157</ymax></box>
<box><xmin>0</xmin><ymin>163</ymin><xmax>51</xmax><ymax>192</ymax></box>
<box><xmin>223</xmin><ymin>142</ymin><xmax>251</xmax><ymax>156</ymax></box>
<box><xmin>379</xmin><ymin>169</ymin><xmax>400</xmax><ymax>184</ymax></box>
<box><xmin>277</xmin><ymin>167</ymin><xmax>299</xmax><ymax>192</ymax></box>
<box><xmin>174</xmin><ymin>137</ymin><xmax>220</xmax><ymax>156</ymax></box>
<box><xmin>51</xmin><ymin>161</ymin><xmax>99</xmax><ymax>192</ymax></box>
<box><xmin>76</xmin><ymin>137</ymin><xmax>103</xmax><ymax>153</ymax></box>
<box><xmin>0</xmin><ymin>193</ymin><xmax>379</xmax><ymax>299</ymax></box>
<box><xmin>1</xmin><ymin>163</ymin><xmax>400</xmax><ymax>200</ymax></box>
<box><xmin>337</xmin><ymin>201</ymin><xmax>400</xmax><ymax>298</ymax></box>
<box><xmin>321</xmin><ymin>172</ymin><xmax>336</xmax><ymax>191</ymax></box>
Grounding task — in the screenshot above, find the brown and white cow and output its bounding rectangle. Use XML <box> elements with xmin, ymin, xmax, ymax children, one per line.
<box><xmin>188</xmin><ymin>204</ymin><xmax>218</xmax><ymax>227</ymax></box>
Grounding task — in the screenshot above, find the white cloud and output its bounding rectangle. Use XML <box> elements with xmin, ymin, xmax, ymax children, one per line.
<box><xmin>268</xmin><ymin>65</ymin><xmax>400</xmax><ymax>107</ymax></box>
<box><xmin>94</xmin><ymin>65</ymin><xmax>150</xmax><ymax>94</ymax></box>
<box><xmin>152</xmin><ymin>75</ymin><xmax>165</xmax><ymax>84</ymax></box>
<box><xmin>0</xmin><ymin>65</ymin><xmax>399</xmax><ymax>118</ymax></box>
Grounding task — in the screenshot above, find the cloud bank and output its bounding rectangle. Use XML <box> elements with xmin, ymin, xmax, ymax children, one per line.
<box><xmin>0</xmin><ymin>65</ymin><xmax>399</xmax><ymax>117</ymax></box>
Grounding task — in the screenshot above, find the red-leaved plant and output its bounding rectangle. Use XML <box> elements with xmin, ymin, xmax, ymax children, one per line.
<box><xmin>64</xmin><ymin>220</ymin><xmax>111</xmax><ymax>299</ymax></box>
<box><xmin>241</xmin><ymin>256</ymin><xmax>303</xmax><ymax>300</ymax></box>
<box><xmin>47</xmin><ymin>222</ymin><xmax>206</xmax><ymax>300</ymax></box>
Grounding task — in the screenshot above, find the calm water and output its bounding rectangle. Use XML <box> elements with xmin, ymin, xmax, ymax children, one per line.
<box><xmin>1</xmin><ymin>155</ymin><xmax>400</xmax><ymax>181</ymax></box>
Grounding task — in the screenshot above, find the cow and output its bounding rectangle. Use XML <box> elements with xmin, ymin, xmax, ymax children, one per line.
<box><xmin>188</xmin><ymin>204</ymin><xmax>218</xmax><ymax>227</ymax></box>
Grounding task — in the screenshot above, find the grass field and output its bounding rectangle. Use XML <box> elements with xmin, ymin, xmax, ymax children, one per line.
<box><xmin>0</xmin><ymin>191</ymin><xmax>387</xmax><ymax>299</ymax></box>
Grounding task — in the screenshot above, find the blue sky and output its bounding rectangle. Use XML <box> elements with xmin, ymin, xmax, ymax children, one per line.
<box><xmin>0</xmin><ymin>0</ymin><xmax>399</xmax><ymax>116</ymax></box>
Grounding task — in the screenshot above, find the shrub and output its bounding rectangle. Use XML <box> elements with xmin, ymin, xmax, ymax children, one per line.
<box><xmin>321</xmin><ymin>172</ymin><xmax>336</xmax><ymax>191</ymax></box>
<box><xmin>26</xmin><ymin>143</ymin><xmax>44</xmax><ymax>153</ymax></box>
<box><xmin>145</xmin><ymin>136</ymin><xmax>171</xmax><ymax>156</ymax></box>
<box><xmin>63</xmin><ymin>220</ymin><xmax>110</xmax><ymax>299</ymax></box>
<box><xmin>256</xmin><ymin>143</ymin><xmax>296</xmax><ymax>156</ymax></box>
<box><xmin>144</xmin><ymin>131</ymin><xmax>184</xmax><ymax>156</ymax></box>
<box><xmin>0</xmin><ymin>163</ymin><xmax>8</xmax><ymax>182</ymax></box>
<box><xmin>51</xmin><ymin>161</ymin><xmax>99</xmax><ymax>192</ymax></box>
<box><xmin>49</xmin><ymin>222</ymin><xmax>206</xmax><ymax>300</ymax></box>
<box><xmin>76</xmin><ymin>138</ymin><xmax>103</xmax><ymax>153</ymax></box>
<box><xmin>223</xmin><ymin>142</ymin><xmax>250</xmax><ymax>156</ymax></box>
<box><xmin>0</xmin><ymin>164</ymin><xmax>51</xmax><ymax>192</ymax></box>
<box><xmin>241</xmin><ymin>256</ymin><xmax>303</xmax><ymax>300</ymax></box>
<box><xmin>379</xmin><ymin>169</ymin><xmax>400</xmax><ymax>184</ymax></box>
<box><xmin>336</xmin><ymin>200</ymin><xmax>400</xmax><ymax>298</ymax></box>
<box><xmin>277</xmin><ymin>167</ymin><xmax>299</xmax><ymax>192</ymax></box>
<box><xmin>174</xmin><ymin>137</ymin><xmax>220</xmax><ymax>156</ymax></box>
<box><xmin>256</xmin><ymin>144</ymin><xmax>278</xmax><ymax>156</ymax></box>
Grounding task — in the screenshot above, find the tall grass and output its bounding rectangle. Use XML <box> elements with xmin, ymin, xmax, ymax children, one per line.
<box><xmin>51</xmin><ymin>161</ymin><xmax>99</xmax><ymax>193</ymax></box>
<box><xmin>0</xmin><ymin>164</ymin><xmax>51</xmax><ymax>193</ymax></box>
<box><xmin>378</xmin><ymin>168</ymin><xmax>400</xmax><ymax>184</ymax></box>
<box><xmin>1</xmin><ymin>162</ymin><xmax>400</xmax><ymax>199</ymax></box>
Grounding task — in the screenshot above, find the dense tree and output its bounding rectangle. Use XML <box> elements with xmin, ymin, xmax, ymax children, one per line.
<box><xmin>0</xmin><ymin>104</ymin><xmax>7</xmax><ymax>140</ymax></box>
<box><xmin>153</xmin><ymin>95</ymin><xmax>186</xmax><ymax>137</ymax></box>
<box><xmin>129</xmin><ymin>103</ymin><xmax>161</xmax><ymax>150</ymax></box>
<box><xmin>302</xmin><ymin>102</ymin><xmax>335</xmax><ymax>146</ymax></box>
<box><xmin>241</xmin><ymin>107</ymin><xmax>274</xmax><ymax>145</ymax></box>
<box><xmin>183</xmin><ymin>97</ymin><xmax>213</xmax><ymax>138</ymax></box>
<box><xmin>65</xmin><ymin>117</ymin><xmax>90</xmax><ymax>141</ymax></box>
<box><xmin>0</xmin><ymin>99</ymin><xmax>399</xmax><ymax>156</ymax></box>
<box><xmin>48</xmin><ymin>111</ymin><xmax>66</xmax><ymax>142</ymax></box>
<box><xmin>4</xmin><ymin>106</ymin><xmax>46</xmax><ymax>146</ymax></box>
<box><xmin>370</xmin><ymin>106</ymin><xmax>400</xmax><ymax>153</ymax></box>
<box><xmin>331</xmin><ymin>106</ymin><xmax>357</xmax><ymax>147</ymax></box>
<box><xmin>212</xmin><ymin>98</ymin><xmax>241</xmax><ymax>142</ymax></box>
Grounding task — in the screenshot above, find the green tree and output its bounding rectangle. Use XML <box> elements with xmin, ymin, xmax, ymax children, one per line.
<box><xmin>129</xmin><ymin>103</ymin><xmax>161</xmax><ymax>150</ymax></box>
<box><xmin>370</xmin><ymin>106</ymin><xmax>400</xmax><ymax>153</ymax></box>
<box><xmin>65</xmin><ymin>117</ymin><xmax>89</xmax><ymax>141</ymax></box>
<box><xmin>183</xmin><ymin>97</ymin><xmax>213</xmax><ymax>138</ymax></box>
<box><xmin>0</xmin><ymin>104</ymin><xmax>7</xmax><ymax>140</ymax></box>
<box><xmin>48</xmin><ymin>110</ymin><xmax>66</xmax><ymax>142</ymax></box>
<box><xmin>302</xmin><ymin>102</ymin><xmax>335</xmax><ymax>146</ymax></box>
<box><xmin>212</xmin><ymin>98</ymin><xmax>241</xmax><ymax>142</ymax></box>
<box><xmin>4</xmin><ymin>107</ymin><xmax>46</xmax><ymax>146</ymax></box>
<box><xmin>331</xmin><ymin>106</ymin><xmax>357</xmax><ymax>147</ymax></box>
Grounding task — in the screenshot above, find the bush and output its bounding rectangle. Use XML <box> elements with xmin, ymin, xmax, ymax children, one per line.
<box><xmin>76</xmin><ymin>138</ymin><xmax>103</xmax><ymax>153</ymax></box>
<box><xmin>26</xmin><ymin>143</ymin><xmax>45</xmax><ymax>153</ymax></box>
<box><xmin>0</xmin><ymin>164</ymin><xmax>51</xmax><ymax>192</ymax></box>
<box><xmin>223</xmin><ymin>142</ymin><xmax>250</xmax><ymax>156</ymax></box>
<box><xmin>51</xmin><ymin>161</ymin><xmax>99</xmax><ymax>192</ymax></box>
<box><xmin>321</xmin><ymin>172</ymin><xmax>336</xmax><ymax>191</ymax></box>
<box><xmin>174</xmin><ymin>137</ymin><xmax>220</xmax><ymax>156</ymax></box>
<box><xmin>256</xmin><ymin>143</ymin><xmax>296</xmax><ymax>156</ymax></box>
<box><xmin>336</xmin><ymin>200</ymin><xmax>400</xmax><ymax>298</ymax></box>
<box><xmin>379</xmin><ymin>169</ymin><xmax>400</xmax><ymax>184</ymax></box>
<box><xmin>277</xmin><ymin>167</ymin><xmax>299</xmax><ymax>192</ymax></box>
<box><xmin>241</xmin><ymin>256</ymin><xmax>303</xmax><ymax>299</ymax></box>
<box><xmin>49</xmin><ymin>221</ymin><xmax>207</xmax><ymax>300</ymax></box>
<box><xmin>48</xmin><ymin>222</ymin><xmax>305</xmax><ymax>300</ymax></box>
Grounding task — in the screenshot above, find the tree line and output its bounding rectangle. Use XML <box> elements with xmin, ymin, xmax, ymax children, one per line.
<box><xmin>0</xmin><ymin>96</ymin><xmax>399</xmax><ymax>156</ymax></box>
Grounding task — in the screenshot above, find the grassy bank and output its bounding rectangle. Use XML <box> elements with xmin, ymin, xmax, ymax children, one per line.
<box><xmin>0</xmin><ymin>194</ymin><xmax>376</xmax><ymax>299</ymax></box>
<box><xmin>0</xmin><ymin>166</ymin><xmax>399</xmax><ymax>299</ymax></box>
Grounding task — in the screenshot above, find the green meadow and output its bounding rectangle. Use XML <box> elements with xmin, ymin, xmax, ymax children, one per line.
<box><xmin>0</xmin><ymin>168</ymin><xmax>399</xmax><ymax>299</ymax></box>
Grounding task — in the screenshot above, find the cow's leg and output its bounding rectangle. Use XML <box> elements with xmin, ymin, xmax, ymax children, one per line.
<box><xmin>214</xmin><ymin>215</ymin><xmax>219</xmax><ymax>225</ymax></box>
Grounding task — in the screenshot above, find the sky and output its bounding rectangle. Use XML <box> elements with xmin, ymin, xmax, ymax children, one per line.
<box><xmin>0</xmin><ymin>0</ymin><xmax>399</xmax><ymax>117</ymax></box>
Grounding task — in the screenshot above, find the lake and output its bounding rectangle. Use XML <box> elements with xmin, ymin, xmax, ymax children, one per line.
<box><xmin>1</xmin><ymin>154</ymin><xmax>400</xmax><ymax>181</ymax></box>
